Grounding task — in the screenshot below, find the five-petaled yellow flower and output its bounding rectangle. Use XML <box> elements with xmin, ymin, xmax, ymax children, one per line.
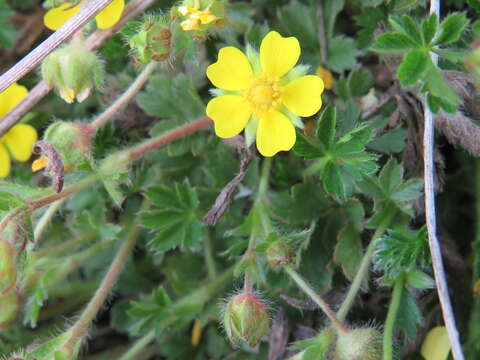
<box><xmin>0</xmin><ymin>83</ymin><xmax>38</xmax><ymax>178</ymax></box>
<box><xmin>44</xmin><ymin>0</ymin><xmax>125</xmax><ymax>31</ymax></box>
<box><xmin>206</xmin><ymin>31</ymin><xmax>324</xmax><ymax>157</ymax></box>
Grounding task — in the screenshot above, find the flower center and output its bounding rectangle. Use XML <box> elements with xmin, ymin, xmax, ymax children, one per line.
<box><xmin>244</xmin><ymin>76</ymin><xmax>281</xmax><ymax>114</ymax></box>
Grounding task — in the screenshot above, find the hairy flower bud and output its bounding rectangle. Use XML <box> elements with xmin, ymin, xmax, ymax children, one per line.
<box><xmin>41</xmin><ymin>45</ymin><xmax>103</xmax><ymax>103</ymax></box>
<box><xmin>0</xmin><ymin>239</ymin><xmax>17</xmax><ymax>294</ymax></box>
<box><xmin>335</xmin><ymin>328</ymin><xmax>382</xmax><ymax>360</ymax></box>
<box><xmin>34</xmin><ymin>121</ymin><xmax>92</xmax><ymax>173</ymax></box>
<box><xmin>129</xmin><ymin>16</ymin><xmax>172</xmax><ymax>63</ymax></box>
<box><xmin>266</xmin><ymin>241</ymin><xmax>294</xmax><ymax>267</ymax></box>
<box><xmin>0</xmin><ymin>290</ymin><xmax>21</xmax><ymax>328</ymax></box>
<box><xmin>223</xmin><ymin>292</ymin><xmax>270</xmax><ymax>348</ymax></box>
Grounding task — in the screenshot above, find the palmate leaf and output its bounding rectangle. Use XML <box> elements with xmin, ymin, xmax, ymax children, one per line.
<box><xmin>294</xmin><ymin>106</ymin><xmax>377</xmax><ymax>201</ymax></box>
<box><xmin>358</xmin><ymin>158</ymin><xmax>423</xmax><ymax>226</ymax></box>
<box><xmin>142</xmin><ymin>179</ymin><xmax>203</xmax><ymax>252</ymax></box>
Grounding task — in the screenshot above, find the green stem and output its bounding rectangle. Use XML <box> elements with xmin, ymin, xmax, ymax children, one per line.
<box><xmin>88</xmin><ymin>62</ymin><xmax>158</xmax><ymax>132</ymax></box>
<box><xmin>336</xmin><ymin>208</ymin><xmax>395</xmax><ymax>321</ymax></box>
<box><xmin>383</xmin><ymin>275</ymin><xmax>404</xmax><ymax>360</ymax></box>
<box><xmin>118</xmin><ymin>331</ymin><xmax>156</xmax><ymax>360</ymax></box>
<box><xmin>204</xmin><ymin>229</ymin><xmax>217</xmax><ymax>280</ymax></box>
<box><xmin>62</xmin><ymin>201</ymin><xmax>149</xmax><ymax>351</ymax></box>
<box><xmin>244</xmin><ymin>157</ymin><xmax>273</xmax><ymax>293</ymax></box>
<box><xmin>33</xmin><ymin>198</ymin><xmax>67</xmax><ymax>243</ymax></box>
<box><xmin>285</xmin><ymin>265</ymin><xmax>349</xmax><ymax>333</ymax></box>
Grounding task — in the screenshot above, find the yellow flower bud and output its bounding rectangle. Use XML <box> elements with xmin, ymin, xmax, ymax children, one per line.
<box><xmin>315</xmin><ymin>66</ymin><xmax>334</xmax><ymax>90</ymax></box>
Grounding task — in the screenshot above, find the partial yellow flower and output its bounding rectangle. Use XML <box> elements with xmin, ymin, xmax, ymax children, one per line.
<box><xmin>44</xmin><ymin>0</ymin><xmax>125</xmax><ymax>31</ymax></box>
<box><xmin>315</xmin><ymin>66</ymin><xmax>334</xmax><ymax>90</ymax></box>
<box><xmin>206</xmin><ymin>31</ymin><xmax>324</xmax><ymax>157</ymax></box>
<box><xmin>0</xmin><ymin>83</ymin><xmax>38</xmax><ymax>178</ymax></box>
<box><xmin>178</xmin><ymin>5</ymin><xmax>218</xmax><ymax>31</ymax></box>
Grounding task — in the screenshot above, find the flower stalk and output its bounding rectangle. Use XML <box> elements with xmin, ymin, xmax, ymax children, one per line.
<box><xmin>284</xmin><ymin>265</ymin><xmax>350</xmax><ymax>334</ymax></box>
<box><xmin>383</xmin><ymin>275</ymin><xmax>405</xmax><ymax>360</ymax></box>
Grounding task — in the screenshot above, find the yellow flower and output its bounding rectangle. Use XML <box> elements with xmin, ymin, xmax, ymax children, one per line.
<box><xmin>315</xmin><ymin>66</ymin><xmax>334</xmax><ymax>90</ymax></box>
<box><xmin>178</xmin><ymin>6</ymin><xmax>218</xmax><ymax>31</ymax></box>
<box><xmin>206</xmin><ymin>31</ymin><xmax>324</xmax><ymax>157</ymax></box>
<box><xmin>0</xmin><ymin>83</ymin><xmax>38</xmax><ymax>178</ymax></box>
<box><xmin>44</xmin><ymin>0</ymin><xmax>125</xmax><ymax>31</ymax></box>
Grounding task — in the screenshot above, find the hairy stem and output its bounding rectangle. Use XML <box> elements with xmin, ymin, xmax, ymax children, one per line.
<box><xmin>88</xmin><ymin>62</ymin><xmax>158</xmax><ymax>132</ymax></box>
<box><xmin>284</xmin><ymin>265</ymin><xmax>349</xmax><ymax>333</ymax></box>
<box><xmin>118</xmin><ymin>331</ymin><xmax>156</xmax><ymax>360</ymax></box>
<box><xmin>129</xmin><ymin>117</ymin><xmax>212</xmax><ymax>160</ymax></box>
<box><xmin>62</xmin><ymin>201</ymin><xmax>148</xmax><ymax>351</ymax></box>
<box><xmin>337</xmin><ymin>209</ymin><xmax>395</xmax><ymax>321</ymax></box>
<box><xmin>0</xmin><ymin>0</ymin><xmax>155</xmax><ymax>137</ymax></box>
<box><xmin>33</xmin><ymin>198</ymin><xmax>67</xmax><ymax>243</ymax></box>
<box><xmin>0</xmin><ymin>0</ymin><xmax>114</xmax><ymax>93</ymax></box>
<box><xmin>244</xmin><ymin>157</ymin><xmax>273</xmax><ymax>293</ymax></box>
<box><xmin>383</xmin><ymin>275</ymin><xmax>404</xmax><ymax>360</ymax></box>
<box><xmin>423</xmin><ymin>1</ymin><xmax>464</xmax><ymax>358</ymax></box>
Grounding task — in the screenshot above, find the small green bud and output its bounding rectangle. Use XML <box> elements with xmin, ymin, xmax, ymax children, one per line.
<box><xmin>41</xmin><ymin>121</ymin><xmax>92</xmax><ymax>171</ymax></box>
<box><xmin>0</xmin><ymin>239</ymin><xmax>17</xmax><ymax>294</ymax></box>
<box><xmin>335</xmin><ymin>328</ymin><xmax>382</xmax><ymax>360</ymax></box>
<box><xmin>0</xmin><ymin>290</ymin><xmax>21</xmax><ymax>328</ymax></box>
<box><xmin>223</xmin><ymin>292</ymin><xmax>270</xmax><ymax>348</ymax></box>
<box><xmin>266</xmin><ymin>241</ymin><xmax>293</xmax><ymax>267</ymax></box>
<box><xmin>42</xmin><ymin>45</ymin><xmax>103</xmax><ymax>103</ymax></box>
<box><xmin>128</xmin><ymin>16</ymin><xmax>172</xmax><ymax>64</ymax></box>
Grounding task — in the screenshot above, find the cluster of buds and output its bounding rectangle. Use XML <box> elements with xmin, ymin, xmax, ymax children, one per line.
<box><xmin>41</xmin><ymin>45</ymin><xmax>103</xmax><ymax>104</ymax></box>
<box><xmin>222</xmin><ymin>292</ymin><xmax>270</xmax><ymax>348</ymax></box>
<box><xmin>128</xmin><ymin>16</ymin><xmax>172</xmax><ymax>64</ymax></box>
<box><xmin>173</xmin><ymin>0</ymin><xmax>225</xmax><ymax>37</ymax></box>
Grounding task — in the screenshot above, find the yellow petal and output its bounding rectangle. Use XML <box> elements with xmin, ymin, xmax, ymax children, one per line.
<box><xmin>0</xmin><ymin>83</ymin><xmax>28</xmax><ymax>118</ymax></box>
<box><xmin>206</xmin><ymin>95</ymin><xmax>252</xmax><ymax>138</ymax></box>
<box><xmin>95</xmin><ymin>0</ymin><xmax>124</xmax><ymax>29</ymax></box>
<box><xmin>181</xmin><ymin>18</ymin><xmax>201</xmax><ymax>31</ymax></box>
<box><xmin>43</xmin><ymin>3</ymin><xmax>80</xmax><ymax>31</ymax></box>
<box><xmin>421</xmin><ymin>326</ymin><xmax>451</xmax><ymax>360</ymax></box>
<box><xmin>0</xmin><ymin>144</ymin><xmax>11</xmax><ymax>178</ymax></box>
<box><xmin>32</xmin><ymin>156</ymin><xmax>48</xmax><ymax>172</ymax></box>
<box><xmin>260</xmin><ymin>31</ymin><xmax>300</xmax><ymax>78</ymax></box>
<box><xmin>3</xmin><ymin>124</ymin><xmax>38</xmax><ymax>162</ymax></box>
<box><xmin>281</xmin><ymin>75</ymin><xmax>324</xmax><ymax>117</ymax></box>
<box><xmin>199</xmin><ymin>11</ymin><xmax>217</xmax><ymax>24</ymax></box>
<box><xmin>256</xmin><ymin>111</ymin><xmax>296</xmax><ymax>157</ymax></box>
<box><xmin>206</xmin><ymin>47</ymin><xmax>253</xmax><ymax>91</ymax></box>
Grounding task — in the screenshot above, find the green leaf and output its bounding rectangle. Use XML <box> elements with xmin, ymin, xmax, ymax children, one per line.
<box><xmin>324</xmin><ymin>0</ymin><xmax>345</xmax><ymax>39</ymax></box>
<box><xmin>421</xmin><ymin>14</ymin><xmax>438</xmax><ymax>45</ymax></box>
<box><xmin>389</xmin><ymin>15</ymin><xmax>422</xmax><ymax>45</ymax></box>
<box><xmin>327</xmin><ymin>36</ymin><xmax>358</xmax><ymax>72</ymax></box>
<box><xmin>374</xmin><ymin>227</ymin><xmax>430</xmax><ymax>283</ymax></box>
<box><xmin>348</xmin><ymin>68</ymin><xmax>374</xmax><ymax>98</ymax></box>
<box><xmin>434</xmin><ymin>12</ymin><xmax>469</xmax><ymax>46</ymax></box>
<box><xmin>397</xmin><ymin>50</ymin><xmax>429</xmax><ymax>87</ymax></box>
<box><xmin>136</xmin><ymin>73</ymin><xmax>204</xmax><ymax>121</ymax></box>
<box><xmin>367</xmin><ymin>127</ymin><xmax>407</xmax><ymax>154</ymax></box>
<box><xmin>0</xmin><ymin>2</ymin><xmax>17</xmax><ymax>49</ymax></box>
<box><xmin>142</xmin><ymin>180</ymin><xmax>203</xmax><ymax>252</ymax></box>
<box><xmin>334</xmin><ymin>223</ymin><xmax>364</xmax><ymax>283</ymax></box>
<box><xmin>294</xmin><ymin>132</ymin><xmax>324</xmax><ymax>159</ymax></box>
<box><xmin>423</xmin><ymin>62</ymin><xmax>460</xmax><ymax>109</ymax></box>
<box><xmin>372</xmin><ymin>32</ymin><xmax>418</xmax><ymax>52</ymax></box>
<box><xmin>395</xmin><ymin>290</ymin><xmax>423</xmax><ymax>339</ymax></box>
<box><xmin>316</xmin><ymin>106</ymin><xmax>337</xmax><ymax>150</ymax></box>
<box><xmin>468</xmin><ymin>0</ymin><xmax>480</xmax><ymax>13</ymax></box>
<box><xmin>405</xmin><ymin>268</ymin><xmax>434</xmax><ymax>289</ymax></box>
<box><xmin>322</xmin><ymin>162</ymin><xmax>348</xmax><ymax>201</ymax></box>
<box><xmin>277</xmin><ymin>0</ymin><xmax>318</xmax><ymax>50</ymax></box>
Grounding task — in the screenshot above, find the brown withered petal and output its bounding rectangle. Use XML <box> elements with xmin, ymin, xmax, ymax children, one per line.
<box><xmin>33</xmin><ymin>140</ymin><xmax>64</xmax><ymax>193</ymax></box>
<box><xmin>203</xmin><ymin>135</ymin><xmax>252</xmax><ymax>225</ymax></box>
